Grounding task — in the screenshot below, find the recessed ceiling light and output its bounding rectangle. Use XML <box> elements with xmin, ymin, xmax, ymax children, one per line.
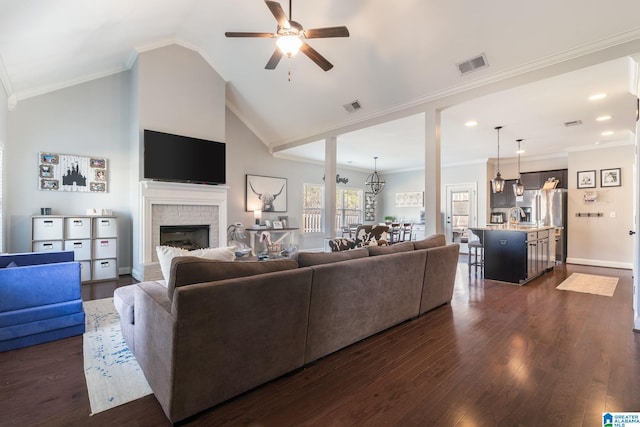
<box><xmin>596</xmin><ymin>115</ymin><xmax>612</xmax><ymax>121</ymax></box>
<box><xmin>589</xmin><ymin>93</ymin><xmax>607</xmax><ymax>101</ymax></box>
<box><xmin>601</xmin><ymin>130</ymin><xmax>614</xmax><ymax>136</ymax></box>
<box><xmin>465</xmin><ymin>120</ymin><xmax>478</xmax><ymax>127</ymax></box>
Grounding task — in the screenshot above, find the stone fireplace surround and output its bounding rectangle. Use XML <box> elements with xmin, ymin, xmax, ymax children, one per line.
<box><xmin>135</xmin><ymin>181</ymin><xmax>228</xmax><ymax>281</ymax></box>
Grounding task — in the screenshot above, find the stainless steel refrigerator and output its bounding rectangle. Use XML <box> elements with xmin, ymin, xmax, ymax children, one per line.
<box><xmin>518</xmin><ymin>189</ymin><xmax>568</xmax><ymax>262</ymax></box>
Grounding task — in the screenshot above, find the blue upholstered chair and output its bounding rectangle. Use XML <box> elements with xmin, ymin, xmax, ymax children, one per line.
<box><xmin>0</xmin><ymin>251</ymin><xmax>85</xmax><ymax>352</ymax></box>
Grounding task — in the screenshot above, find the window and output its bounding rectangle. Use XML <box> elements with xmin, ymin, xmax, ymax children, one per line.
<box><xmin>303</xmin><ymin>183</ymin><xmax>323</xmax><ymax>233</ymax></box>
<box><xmin>336</xmin><ymin>188</ymin><xmax>363</xmax><ymax>229</ymax></box>
<box><xmin>302</xmin><ymin>184</ymin><xmax>363</xmax><ymax>234</ymax></box>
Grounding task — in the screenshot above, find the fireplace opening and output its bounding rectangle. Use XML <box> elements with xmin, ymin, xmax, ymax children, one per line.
<box><xmin>160</xmin><ymin>225</ymin><xmax>210</xmax><ymax>250</ymax></box>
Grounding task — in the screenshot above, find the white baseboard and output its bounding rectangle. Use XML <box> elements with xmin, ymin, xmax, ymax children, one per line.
<box><xmin>565</xmin><ymin>257</ymin><xmax>632</xmax><ymax>270</ymax></box>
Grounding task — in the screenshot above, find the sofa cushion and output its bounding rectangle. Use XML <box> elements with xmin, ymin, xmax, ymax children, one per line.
<box><xmin>297</xmin><ymin>248</ymin><xmax>369</xmax><ymax>267</ymax></box>
<box><xmin>167</xmin><ymin>257</ymin><xmax>299</xmax><ymax>301</ymax></box>
<box><xmin>113</xmin><ymin>285</ymin><xmax>136</xmax><ymax>326</ymax></box>
<box><xmin>413</xmin><ymin>234</ymin><xmax>446</xmax><ymax>250</ymax></box>
<box><xmin>156</xmin><ymin>246</ymin><xmax>236</xmax><ymax>283</ymax></box>
<box><xmin>368</xmin><ymin>241</ymin><xmax>415</xmax><ymax>256</ymax></box>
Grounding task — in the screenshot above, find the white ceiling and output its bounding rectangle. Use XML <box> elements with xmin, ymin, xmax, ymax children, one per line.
<box><xmin>1</xmin><ymin>0</ymin><xmax>640</xmax><ymax>172</ymax></box>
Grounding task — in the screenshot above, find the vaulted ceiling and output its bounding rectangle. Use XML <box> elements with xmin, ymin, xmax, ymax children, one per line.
<box><xmin>2</xmin><ymin>0</ymin><xmax>640</xmax><ymax>171</ymax></box>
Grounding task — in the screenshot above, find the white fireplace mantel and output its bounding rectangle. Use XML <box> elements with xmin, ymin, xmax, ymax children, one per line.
<box><xmin>135</xmin><ymin>180</ymin><xmax>228</xmax><ymax>280</ymax></box>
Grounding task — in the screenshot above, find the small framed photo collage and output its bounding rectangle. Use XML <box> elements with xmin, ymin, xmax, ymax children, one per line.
<box><xmin>39</xmin><ymin>152</ymin><xmax>108</xmax><ymax>192</ymax></box>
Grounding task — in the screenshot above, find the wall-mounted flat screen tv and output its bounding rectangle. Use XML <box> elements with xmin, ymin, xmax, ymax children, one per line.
<box><xmin>143</xmin><ymin>129</ymin><xmax>226</xmax><ymax>185</ymax></box>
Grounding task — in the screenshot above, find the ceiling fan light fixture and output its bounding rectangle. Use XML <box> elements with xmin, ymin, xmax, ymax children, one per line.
<box><xmin>276</xmin><ymin>35</ymin><xmax>302</xmax><ymax>57</ymax></box>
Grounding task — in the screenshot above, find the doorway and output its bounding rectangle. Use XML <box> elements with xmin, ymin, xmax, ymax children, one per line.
<box><xmin>445</xmin><ymin>183</ymin><xmax>477</xmax><ymax>253</ymax></box>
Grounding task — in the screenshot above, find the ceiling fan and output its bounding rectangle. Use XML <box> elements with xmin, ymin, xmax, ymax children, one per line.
<box><xmin>225</xmin><ymin>0</ymin><xmax>349</xmax><ymax>71</ymax></box>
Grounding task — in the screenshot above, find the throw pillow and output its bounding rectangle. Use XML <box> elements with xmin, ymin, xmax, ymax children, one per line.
<box><xmin>156</xmin><ymin>246</ymin><xmax>236</xmax><ymax>283</ymax></box>
<box><xmin>328</xmin><ymin>238</ymin><xmax>357</xmax><ymax>252</ymax></box>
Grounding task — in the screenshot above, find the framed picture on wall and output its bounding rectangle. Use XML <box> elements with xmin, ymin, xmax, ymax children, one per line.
<box><xmin>577</xmin><ymin>170</ymin><xmax>596</xmax><ymax>189</ymax></box>
<box><xmin>246</xmin><ymin>174</ymin><xmax>287</xmax><ymax>212</ymax></box>
<box><xmin>601</xmin><ymin>168</ymin><xmax>621</xmax><ymax>187</ymax></box>
<box><xmin>364</xmin><ymin>192</ymin><xmax>375</xmax><ymax>222</ymax></box>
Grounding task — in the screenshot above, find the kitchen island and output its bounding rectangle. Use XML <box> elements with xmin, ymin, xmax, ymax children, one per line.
<box><xmin>469</xmin><ymin>225</ymin><xmax>555</xmax><ymax>285</ymax></box>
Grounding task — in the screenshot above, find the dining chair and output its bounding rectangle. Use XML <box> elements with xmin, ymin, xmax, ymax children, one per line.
<box><xmin>389</xmin><ymin>223</ymin><xmax>401</xmax><ymax>244</ymax></box>
<box><xmin>401</xmin><ymin>223</ymin><xmax>413</xmax><ymax>241</ymax></box>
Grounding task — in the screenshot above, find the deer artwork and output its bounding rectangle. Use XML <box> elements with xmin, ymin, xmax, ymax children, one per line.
<box><xmin>249</xmin><ymin>181</ymin><xmax>285</xmax><ymax>212</ymax></box>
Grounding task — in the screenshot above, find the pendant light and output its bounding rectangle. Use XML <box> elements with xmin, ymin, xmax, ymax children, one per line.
<box><xmin>365</xmin><ymin>156</ymin><xmax>386</xmax><ymax>196</ymax></box>
<box><xmin>513</xmin><ymin>139</ymin><xmax>525</xmax><ymax>196</ymax></box>
<box><xmin>491</xmin><ymin>126</ymin><xmax>505</xmax><ymax>193</ymax></box>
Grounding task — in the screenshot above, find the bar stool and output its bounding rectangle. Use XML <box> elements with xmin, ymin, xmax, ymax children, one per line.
<box><xmin>467</xmin><ymin>229</ymin><xmax>484</xmax><ymax>277</ymax></box>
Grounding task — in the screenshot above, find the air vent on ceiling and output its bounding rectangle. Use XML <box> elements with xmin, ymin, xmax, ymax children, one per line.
<box><xmin>343</xmin><ymin>100</ymin><xmax>362</xmax><ymax>112</ymax></box>
<box><xmin>564</xmin><ymin>120</ymin><xmax>582</xmax><ymax>127</ymax></box>
<box><xmin>457</xmin><ymin>53</ymin><xmax>488</xmax><ymax>75</ymax></box>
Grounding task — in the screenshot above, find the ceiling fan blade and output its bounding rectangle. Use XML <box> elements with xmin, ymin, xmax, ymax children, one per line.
<box><xmin>225</xmin><ymin>32</ymin><xmax>275</xmax><ymax>38</ymax></box>
<box><xmin>300</xmin><ymin>43</ymin><xmax>333</xmax><ymax>71</ymax></box>
<box><xmin>304</xmin><ymin>26</ymin><xmax>350</xmax><ymax>39</ymax></box>
<box><xmin>265</xmin><ymin>0</ymin><xmax>290</xmax><ymax>29</ymax></box>
<box><xmin>265</xmin><ymin>49</ymin><xmax>284</xmax><ymax>69</ymax></box>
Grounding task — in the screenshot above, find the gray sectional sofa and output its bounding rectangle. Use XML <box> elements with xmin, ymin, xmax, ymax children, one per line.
<box><xmin>114</xmin><ymin>234</ymin><xmax>459</xmax><ymax>423</ymax></box>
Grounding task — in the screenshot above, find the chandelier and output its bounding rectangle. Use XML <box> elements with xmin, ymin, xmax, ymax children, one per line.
<box><xmin>365</xmin><ymin>156</ymin><xmax>386</xmax><ymax>196</ymax></box>
<box><xmin>491</xmin><ymin>126</ymin><xmax>505</xmax><ymax>193</ymax></box>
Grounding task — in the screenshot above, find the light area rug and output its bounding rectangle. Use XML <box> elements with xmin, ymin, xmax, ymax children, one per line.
<box><xmin>83</xmin><ymin>297</ymin><xmax>152</xmax><ymax>415</ymax></box>
<box><xmin>556</xmin><ymin>273</ymin><xmax>619</xmax><ymax>297</ymax></box>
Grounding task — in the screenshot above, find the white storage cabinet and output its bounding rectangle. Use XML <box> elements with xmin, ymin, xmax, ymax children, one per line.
<box><xmin>32</xmin><ymin>215</ymin><xmax>118</xmax><ymax>282</ymax></box>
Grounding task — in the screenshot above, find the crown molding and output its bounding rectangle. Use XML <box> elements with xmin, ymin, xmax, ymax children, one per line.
<box><xmin>268</xmin><ymin>29</ymin><xmax>640</xmax><ymax>148</ymax></box>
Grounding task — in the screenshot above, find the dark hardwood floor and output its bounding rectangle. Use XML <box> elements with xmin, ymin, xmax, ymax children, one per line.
<box><xmin>1</xmin><ymin>259</ymin><xmax>639</xmax><ymax>426</ymax></box>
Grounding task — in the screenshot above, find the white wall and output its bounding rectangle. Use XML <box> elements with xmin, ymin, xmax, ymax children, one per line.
<box><xmin>377</xmin><ymin>170</ymin><xmax>425</xmax><ymax>223</ymax></box>
<box><xmin>567</xmin><ymin>144</ymin><xmax>635</xmax><ymax>268</ymax></box>
<box><xmin>132</xmin><ymin>44</ymin><xmax>227</xmax><ymax>274</ymax></box>
<box><xmin>6</xmin><ymin>72</ymin><xmax>133</xmax><ymax>270</ymax></box>
<box><xmin>226</xmin><ymin>108</ymin><xmax>371</xmax><ymax>250</ymax></box>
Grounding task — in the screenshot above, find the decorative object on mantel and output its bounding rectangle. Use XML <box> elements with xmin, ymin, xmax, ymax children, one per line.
<box><xmin>365</xmin><ymin>157</ymin><xmax>386</xmax><ymax>197</ymax></box>
<box><xmin>395</xmin><ymin>191</ymin><xmax>424</xmax><ymax>208</ymax></box>
<box><xmin>491</xmin><ymin>126</ymin><xmax>505</xmax><ymax>193</ymax></box>
<box><xmin>577</xmin><ymin>170</ymin><xmax>596</xmax><ymax>189</ymax></box>
<box><xmin>39</xmin><ymin>152</ymin><xmax>108</xmax><ymax>192</ymax></box>
<box><xmin>513</xmin><ymin>139</ymin><xmax>525</xmax><ymax>196</ymax></box>
<box><xmin>323</xmin><ymin>174</ymin><xmax>349</xmax><ymax>184</ymax></box>
<box><xmin>246</xmin><ymin>174</ymin><xmax>287</xmax><ymax>212</ymax></box>
<box><xmin>601</xmin><ymin>168</ymin><xmax>621</xmax><ymax>187</ymax></box>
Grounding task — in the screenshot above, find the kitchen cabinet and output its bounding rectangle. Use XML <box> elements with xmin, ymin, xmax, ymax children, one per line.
<box><xmin>489</xmin><ymin>179</ymin><xmax>517</xmax><ymax>208</ymax></box>
<box><xmin>520</xmin><ymin>169</ymin><xmax>568</xmax><ymax>189</ymax></box>
<box><xmin>479</xmin><ymin>226</ymin><xmax>552</xmax><ymax>285</ymax></box>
